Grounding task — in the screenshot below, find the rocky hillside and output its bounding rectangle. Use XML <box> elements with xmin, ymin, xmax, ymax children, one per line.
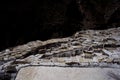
<box><xmin>0</xmin><ymin>27</ymin><xmax>120</xmax><ymax>80</ymax></box>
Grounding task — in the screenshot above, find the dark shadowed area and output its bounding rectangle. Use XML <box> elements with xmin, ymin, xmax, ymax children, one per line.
<box><xmin>0</xmin><ymin>0</ymin><xmax>120</xmax><ymax>51</ymax></box>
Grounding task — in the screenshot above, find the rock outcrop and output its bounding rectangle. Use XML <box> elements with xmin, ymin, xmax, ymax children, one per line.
<box><xmin>0</xmin><ymin>27</ymin><xmax>120</xmax><ymax>80</ymax></box>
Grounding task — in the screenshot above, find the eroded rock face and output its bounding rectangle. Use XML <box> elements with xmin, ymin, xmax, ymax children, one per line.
<box><xmin>0</xmin><ymin>27</ymin><xmax>120</xmax><ymax>80</ymax></box>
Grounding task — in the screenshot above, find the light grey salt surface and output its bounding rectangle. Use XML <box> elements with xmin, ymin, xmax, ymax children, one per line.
<box><xmin>15</xmin><ymin>66</ymin><xmax>120</xmax><ymax>80</ymax></box>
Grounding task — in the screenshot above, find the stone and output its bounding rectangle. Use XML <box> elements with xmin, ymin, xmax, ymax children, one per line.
<box><xmin>102</xmin><ymin>49</ymin><xmax>113</xmax><ymax>56</ymax></box>
<box><xmin>5</xmin><ymin>66</ymin><xmax>17</xmax><ymax>73</ymax></box>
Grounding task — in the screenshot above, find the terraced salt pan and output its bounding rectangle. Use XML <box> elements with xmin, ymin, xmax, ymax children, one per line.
<box><xmin>15</xmin><ymin>67</ymin><xmax>120</xmax><ymax>80</ymax></box>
